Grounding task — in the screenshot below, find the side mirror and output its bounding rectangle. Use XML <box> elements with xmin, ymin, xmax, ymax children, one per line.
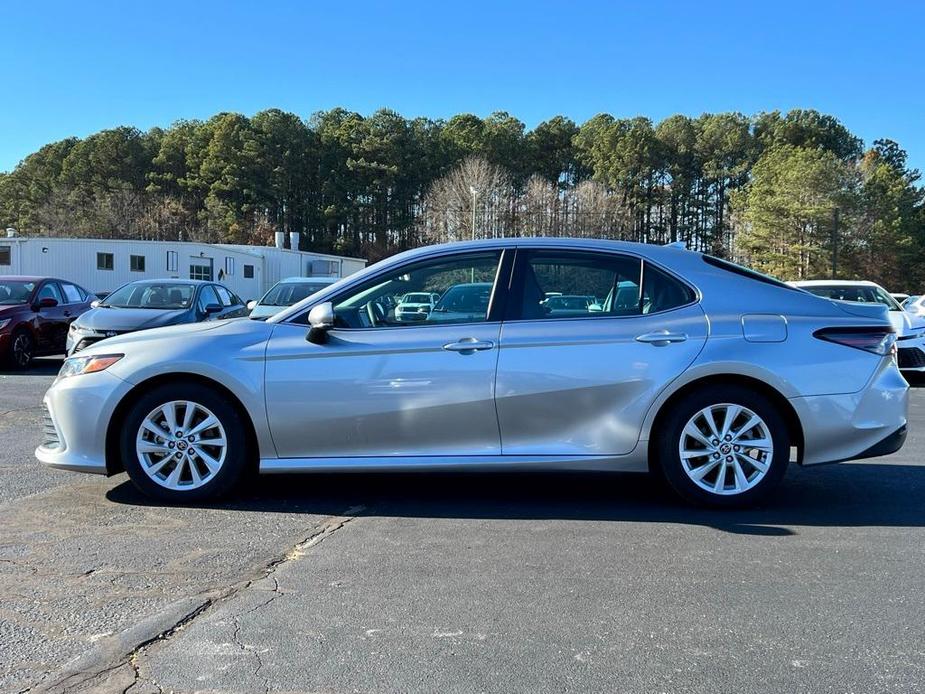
<box><xmin>203</xmin><ymin>303</ymin><xmax>222</xmax><ymax>315</ymax></box>
<box><xmin>306</xmin><ymin>302</ymin><xmax>334</xmax><ymax>344</ymax></box>
<box><xmin>246</xmin><ymin>300</ymin><xmax>257</xmax><ymax>311</ymax></box>
<box><xmin>34</xmin><ymin>297</ymin><xmax>58</xmax><ymax>311</ymax></box>
<box><xmin>90</xmin><ymin>300</ymin><xmax>100</xmax><ymax>309</ymax></box>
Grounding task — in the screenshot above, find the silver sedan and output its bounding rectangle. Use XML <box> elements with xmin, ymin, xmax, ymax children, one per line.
<box><xmin>36</xmin><ymin>239</ymin><xmax>908</xmax><ymax>507</ymax></box>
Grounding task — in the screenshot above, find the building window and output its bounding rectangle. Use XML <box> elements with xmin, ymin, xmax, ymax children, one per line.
<box><xmin>130</xmin><ymin>255</ymin><xmax>146</xmax><ymax>272</ymax></box>
<box><xmin>166</xmin><ymin>250</ymin><xmax>178</xmax><ymax>272</ymax></box>
<box><xmin>224</xmin><ymin>257</ymin><xmax>235</xmax><ymax>276</ymax></box>
<box><xmin>97</xmin><ymin>252</ymin><xmax>114</xmax><ymax>270</ymax></box>
<box><xmin>189</xmin><ymin>261</ymin><xmax>213</xmax><ymax>281</ymax></box>
<box><xmin>243</xmin><ymin>264</ymin><xmax>254</xmax><ymax>279</ymax></box>
<box><xmin>0</xmin><ymin>245</ymin><xmax>10</xmax><ymax>266</ymax></box>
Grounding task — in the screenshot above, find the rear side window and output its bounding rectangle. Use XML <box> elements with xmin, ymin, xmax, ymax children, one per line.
<box><xmin>61</xmin><ymin>283</ymin><xmax>83</xmax><ymax>304</ymax></box>
<box><xmin>642</xmin><ymin>264</ymin><xmax>696</xmax><ymax>313</ymax></box>
<box><xmin>215</xmin><ymin>286</ymin><xmax>234</xmax><ymax>306</ymax></box>
<box><xmin>702</xmin><ymin>255</ymin><xmax>794</xmax><ymax>290</ymax></box>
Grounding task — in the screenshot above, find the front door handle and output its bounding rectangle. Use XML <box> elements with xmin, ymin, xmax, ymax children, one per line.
<box><xmin>443</xmin><ymin>338</ymin><xmax>495</xmax><ymax>354</ymax></box>
<box><xmin>635</xmin><ymin>331</ymin><xmax>688</xmax><ymax>346</ymax></box>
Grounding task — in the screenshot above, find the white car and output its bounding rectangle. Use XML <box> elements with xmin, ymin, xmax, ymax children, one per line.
<box><xmin>791</xmin><ymin>280</ymin><xmax>925</xmax><ymax>373</ymax></box>
<box><xmin>394</xmin><ymin>292</ymin><xmax>439</xmax><ymax>322</ymax></box>
<box><xmin>247</xmin><ymin>277</ymin><xmax>338</xmax><ymax>320</ymax></box>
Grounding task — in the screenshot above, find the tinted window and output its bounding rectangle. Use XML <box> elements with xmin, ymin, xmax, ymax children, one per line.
<box><xmin>261</xmin><ymin>282</ymin><xmax>332</xmax><ymax>307</ymax></box>
<box><xmin>512</xmin><ymin>251</ymin><xmax>642</xmax><ymax>320</ymax></box>
<box><xmin>198</xmin><ymin>285</ymin><xmax>221</xmax><ymax>309</ymax></box>
<box><xmin>36</xmin><ymin>282</ymin><xmax>63</xmax><ymax>303</ymax></box>
<box><xmin>243</xmin><ymin>264</ymin><xmax>254</xmax><ymax>279</ymax></box>
<box><xmin>702</xmin><ymin>255</ymin><xmax>793</xmax><ymax>290</ymax></box>
<box><xmin>330</xmin><ymin>251</ymin><xmax>501</xmax><ymax>328</ymax></box>
<box><xmin>642</xmin><ymin>264</ymin><xmax>696</xmax><ymax>313</ymax></box>
<box><xmin>97</xmin><ymin>252</ymin><xmax>114</xmax><ymax>270</ymax></box>
<box><xmin>61</xmin><ymin>283</ymin><xmax>84</xmax><ymax>304</ymax></box>
<box><xmin>130</xmin><ymin>255</ymin><xmax>146</xmax><ymax>272</ymax></box>
<box><xmin>0</xmin><ymin>245</ymin><xmax>10</xmax><ymax>266</ymax></box>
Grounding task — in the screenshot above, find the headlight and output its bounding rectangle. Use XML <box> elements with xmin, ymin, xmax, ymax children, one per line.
<box><xmin>0</xmin><ymin>318</ymin><xmax>10</xmax><ymax>330</ymax></box>
<box><xmin>57</xmin><ymin>354</ymin><xmax>123</xmax><ymax>379</ymax></box>
<box><xmin>68</xmin><ymin>323</ymin><xmax>92</xmax><ymax>335</ymax></box>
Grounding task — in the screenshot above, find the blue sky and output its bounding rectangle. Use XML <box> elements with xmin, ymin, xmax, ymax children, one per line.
<box><xmin>2</xmin><ymin>0</ymin><xmax>923</xmax><ymax>172</ymax></box>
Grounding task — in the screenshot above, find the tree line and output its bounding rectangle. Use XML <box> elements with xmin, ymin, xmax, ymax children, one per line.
<box><xmin>0</xmin><ymin>107</ymin><xmax>922</xmax><ymax>289</ymax></box>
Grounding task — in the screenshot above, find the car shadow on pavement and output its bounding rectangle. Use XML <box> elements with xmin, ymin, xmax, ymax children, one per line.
<box><xmin>0</xmin><ymin>356</ymin><xmax>63</xmax><ymax>376</ymax></box>
<box><xmin>106</xmin><ymin>461</ymin><xmax>925</xmax><ymax>536</ymax></box>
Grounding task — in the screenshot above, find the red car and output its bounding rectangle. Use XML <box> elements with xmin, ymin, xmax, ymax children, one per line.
<box><xmin>0</xmin><ymin>276</ymin><xmax>94</xmax><ymax>368</ymax></box>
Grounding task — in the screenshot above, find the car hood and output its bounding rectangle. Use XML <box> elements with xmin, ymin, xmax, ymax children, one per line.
<box><xmin>79</xmin><ymin>319</ymin><xmax>233</xmax><ymax>355</ymax></box>
<box><xmin>75</xmin><ymin>307</ymin><xmax>190</xmax><ymax>331</ymax></box>
<box><xmin>248</xmin><ymin>304</ymin><xmax>282</xmax><ymax>320</ymax></box>
<box><xmin>0</xmin><ymin>304</ymin><xmax>27</xmax><ymax>318</ymax></box>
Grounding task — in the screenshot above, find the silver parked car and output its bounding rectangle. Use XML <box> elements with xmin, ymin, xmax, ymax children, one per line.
<box><xmin>37</xmin><ymin>239</ymin><xmax>908</xmax><ymax>507</ymax></box>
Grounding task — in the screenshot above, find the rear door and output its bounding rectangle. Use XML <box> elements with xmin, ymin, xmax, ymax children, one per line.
<box><xmin>495</xmin><ymin>248</ymin><xmax>708</xmax><ymax>456</ymax></box>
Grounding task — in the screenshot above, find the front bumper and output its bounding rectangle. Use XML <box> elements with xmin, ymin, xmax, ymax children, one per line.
<box><xmin>790</xmin><ymin>358</ymin><xmax>909</xmax><ymax>465</ymax></box>
<box><xmin>896</xmin><ymin>332</ymin><xmax>925</xmax><ymax>371</ymax></box>
<box><xmin>35</xmin><ymin>370</ymin><xmax>133</xmax><ymax>474</ymax></box>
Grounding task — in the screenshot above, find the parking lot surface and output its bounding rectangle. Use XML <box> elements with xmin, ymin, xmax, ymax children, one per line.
<box><xmin>1</xmin><ymin>360</ymin><xmax>923</xmax><ymax>693</ymax></box>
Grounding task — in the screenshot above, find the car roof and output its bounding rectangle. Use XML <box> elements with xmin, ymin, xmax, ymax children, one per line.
<box><xmin>121</xmin><ymin>278</ymin><xmax>212</xmax><ymax>286</ymax></box>
<box><xmin>789</xmin><ymin>279</ymin><xmax>881</xmax><ymax>288</ymax></box>
<box><xmin>1</xmin><ymin>275</ymin><xmax>65</xmax><ymax>283</ymax></box>
<box><xmin>279</xmin><ymin>276</ymin><xmax>337</xmax><ymax>284</ymax></box>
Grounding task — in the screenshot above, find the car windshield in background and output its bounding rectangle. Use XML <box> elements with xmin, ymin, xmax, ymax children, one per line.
<box><xmin>0</xmin><ymin>281</ymin><xmax>36</xmax><ymax>305</ymax></box>
<box><xmin>401</xmin><ymin>293</ymin><xmax>433</xmax><ymax>304</ymax></box>
<box><xmin>262</xmin><ymin>282</ymin><xmax>330</xmax><ymax>307</ymax></box>
<box><xmin>103</xmin><ymin>283</ymin><xmax>195</xmax><ymax>309</ymax></box>
<box><xmin>802</xmin><ymin>285</ymin><xmax>902</xmax><ymax>311</ymax></box>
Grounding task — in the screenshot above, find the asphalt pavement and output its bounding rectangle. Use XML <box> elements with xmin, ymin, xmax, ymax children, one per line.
<box><xmin>1</xmin><ymin>359</ymin><xmax>923</xmax><ymax>693</ymax></box>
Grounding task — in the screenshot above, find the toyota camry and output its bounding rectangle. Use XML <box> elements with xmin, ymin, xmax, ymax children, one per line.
<box><xmin>36</xmin><ymin>239</ymin><xmax>908</xmax><ymax>507</ymax></box>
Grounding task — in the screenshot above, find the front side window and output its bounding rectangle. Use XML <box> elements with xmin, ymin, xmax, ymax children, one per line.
<box><xmin>329</xmin><ymin>251</ymin><xmax>502</xmax><ymax>329</ymax></box>
<box><xmin>36</xmin><ymin>282</ymin><xmax>63</xmax><ymax>304</ymax></box>
<box><xmin>97</xmin><ymin>252</ymin><xmax>114</xmax><ymax>270</ymax></box>
<box><xmin>198</xmin><ymin>285</ymin><xmax>221</xmax><ymax>310</ymax></box>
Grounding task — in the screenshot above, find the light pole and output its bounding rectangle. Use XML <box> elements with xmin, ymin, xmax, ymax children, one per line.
<box><xmin>469</xmin><ymin>186</ymin><xmax>479</xmax><ymax>240</ymax></box>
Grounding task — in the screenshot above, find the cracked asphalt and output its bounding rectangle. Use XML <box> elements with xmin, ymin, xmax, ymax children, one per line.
<box><xmin>1</xmin><ymin>359</ymin><xmax>924</xmax><ymax>693</ymax></box>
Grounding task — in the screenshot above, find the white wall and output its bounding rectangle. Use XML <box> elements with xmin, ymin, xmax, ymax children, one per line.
<box><xmin>0</xmin><ymin>238</ymin><xmax>367</xmax><ymax>299</ymax></box>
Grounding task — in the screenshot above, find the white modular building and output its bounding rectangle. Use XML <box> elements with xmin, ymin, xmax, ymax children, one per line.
<box><xmin>0</xmin><ymin>234</ymin><xmax>367</xmax><ymax>300</ymax></box>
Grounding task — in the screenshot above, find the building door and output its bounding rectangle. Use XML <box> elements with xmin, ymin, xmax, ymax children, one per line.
<box><xmin>189</xmin><ymin>257</ymin><xmax>213</xmax><ymax>281</ymax></box>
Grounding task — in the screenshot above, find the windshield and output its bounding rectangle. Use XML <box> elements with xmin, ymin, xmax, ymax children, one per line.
<box><xmin>401</xmin><ymin>293</ymin><xmax>433</xmax><ymax>304</ymax></box>
<box><xmin>0</xmin><ymin>281</ymin><xmax>36</xmax><ymax>305</ymax></box>
<box><xmin>802</xmin><ymin>284</ymin><xmax>902</xmax><ymax>311</ymax></box>
<box><xmin>260</xmin><ymin>282</ymin><xmax>330</xmax><ymax>307</ymax></box>
<box><xmin>102</xmin><ymin>283</ymin><xmax>195</xmax><ymax>309</ymax></box>
<box><xmin>433</xmin><ymin>284</ymin><xmax>492</xmax><ymax>313</ymax></box>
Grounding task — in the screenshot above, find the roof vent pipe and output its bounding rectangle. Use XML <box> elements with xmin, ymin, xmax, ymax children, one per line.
<box><xmin>289</xmin><ymin>232</ymin><xmax>300</xmax><ymax>251</ymax></box>
<box><xmin>6</xmin><ymin>227</ymin><xmax>17</xmax><ymax>238</ymax></box>
<box><xmin>274</xmin><ymin>231</ymin><xmax>285</xmax><ymax>249</ymax></box>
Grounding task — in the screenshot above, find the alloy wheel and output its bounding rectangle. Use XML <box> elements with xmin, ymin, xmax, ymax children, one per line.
<box><xmin>678</xmin><ymin>403</ymin><xmax>774</xmax><ymax>496</ymax></box>
<box><xmin>12</xmin><ymin>333</ymin><xmax>32</xmax><ymax>367</ymax></box>
<box><xmin>135</xmin><ymin>400</ymin><xmax>227</xmax><ymax>491</ymax></box>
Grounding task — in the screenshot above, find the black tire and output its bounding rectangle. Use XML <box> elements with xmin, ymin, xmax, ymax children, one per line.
<box><xmin>8</xmin><ymin>329</ymin><xmax>34</xmax><ymax>370</ymax></box>
<box><xmin>120</xmin><ymin>382</ymin><xmax>250</xmax><ymax>502</ymax></box>
<box><xmin>654</xmin><ymin>384</ymin><xmax>790</xmax><ymax>508</ymax></box>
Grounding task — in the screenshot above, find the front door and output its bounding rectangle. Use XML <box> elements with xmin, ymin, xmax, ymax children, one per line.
<box><xmin>264</xmin><ymin>249</ymin><xmax>509</xmax><ymax>458</ymax></box>
<box><xmin>495</xmin><ymin>248</ymin><xmax>708</xmax><ymax>456</ymax></box>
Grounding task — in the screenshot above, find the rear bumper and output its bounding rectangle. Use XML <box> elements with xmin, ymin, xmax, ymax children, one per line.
<box><xmin>790</xmin><ymin>359</ymin><xmax>908</xmax><ymax>465</ymax></box>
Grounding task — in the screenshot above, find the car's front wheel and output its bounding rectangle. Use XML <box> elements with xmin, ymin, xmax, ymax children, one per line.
<box><xmin>120</xmin><ymin>383</ymin><xmax>249</xmax><ymax>502</ymax></box>
<box><xmin>655</xmin><ymin>385</ymin><xmax>790</xmax><ymax>507</ymax></box>
<box><xmin>9</xmin><ymin>329</ymin><xmax>34</xmax><ymax>369</ymax></box>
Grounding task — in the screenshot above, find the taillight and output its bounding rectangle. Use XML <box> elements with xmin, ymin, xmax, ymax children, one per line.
<box><xmin>813</xmin><ymin>327</ymin><xmax>897</xmax><ymax>356</ymax></box>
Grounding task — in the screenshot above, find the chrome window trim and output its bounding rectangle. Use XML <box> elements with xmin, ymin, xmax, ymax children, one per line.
<box><xmin>282</xmin><ymin>246</ymin><xmax>511</xmax><ymax>331</ymax></box>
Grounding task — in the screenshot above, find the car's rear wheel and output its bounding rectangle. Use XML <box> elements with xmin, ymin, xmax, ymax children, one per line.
<box><xmin>120</xmin><ymin>383</ymin><xmax>248</xmax><ymax>502</ymax></box>
<box><xmin>655</xmin><ymin>385</ymin><xmax>789</xmax><ymax>507</ymax></box>
<box><xmin>9</xmin><ymin>329</ymin><xmax>34</xmax><ymax>369</ymax></box>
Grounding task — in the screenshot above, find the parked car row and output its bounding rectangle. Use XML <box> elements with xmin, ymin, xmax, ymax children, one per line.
<box><xmin>36</xmin><ymin>238</ymin><xmax>909</xmax><ymax>510</ymax></box>
<box><xmin>1</xmin><ymin>273</ymin><xmax>337</xmax><ymax>367</ymax></box>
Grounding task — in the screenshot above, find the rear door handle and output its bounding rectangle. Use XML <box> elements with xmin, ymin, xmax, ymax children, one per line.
<box><xmin>443</xmin><ymin>338</ymin><xmax>495</xmax><ymax>354</ymax></box>
<box><xmin>635</xmin><ymin>331</ymin><xmax>688</xmax><ymax>346</ymax></box>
